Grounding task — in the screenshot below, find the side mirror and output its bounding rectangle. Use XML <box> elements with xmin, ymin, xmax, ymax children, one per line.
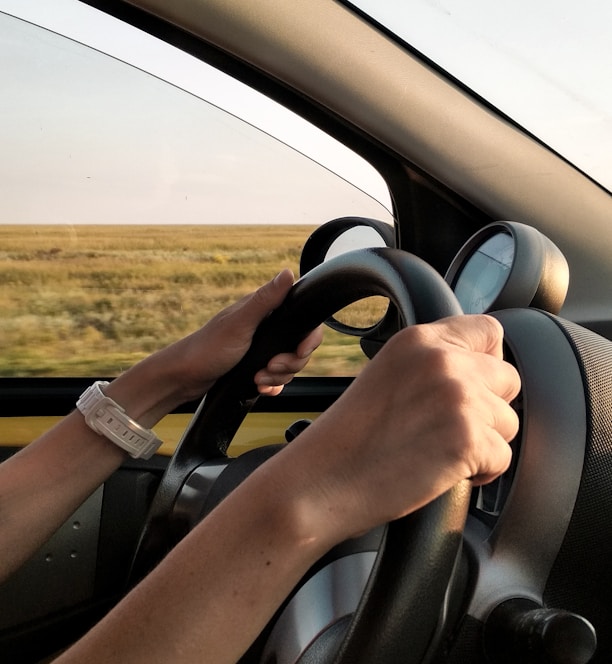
<box><xmin>300</xmin><ymin>217</ymin><xmax>395</xmax><ymax>275</ymax></box>
<box><xmin>299</xmin><ymin>217</ymin><xmax>396</xmax><ymax>344</ymax></box>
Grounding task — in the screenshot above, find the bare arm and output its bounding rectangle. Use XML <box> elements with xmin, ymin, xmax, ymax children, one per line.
<box><xmin>0</xmin><ymin>269</ymin><xmax>322</xmax><ymax>582</ymax></box>
<box><xmin>55</xmin><ymin>314</ymin><xmax>520</xmax><ymax>664</ymax></box>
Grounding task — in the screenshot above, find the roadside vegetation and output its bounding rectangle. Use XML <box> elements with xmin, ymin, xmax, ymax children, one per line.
<box><xmin>0</xmin><ymin>225</ymin><xmax>385</xmax><ymax>377</ymax></box>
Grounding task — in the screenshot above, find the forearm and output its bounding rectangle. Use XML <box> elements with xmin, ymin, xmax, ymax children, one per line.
<box><xmin>0</xmin><ymin>412</ymin><xmax>124</xmax><ymax>580</ymax></box>
<box><xmin>54</xmin><ymin>413</ymin><xmax>379</xmax><ymax>664</ymax></box>
<box><xmin>55</xmin><ymin>457</ymin><xmax>330</xmax><ymax>664</ymax></box>
<box><xmin>0</xmin><ymin>349</ymin><xmax>190</xmax><ymax>582</ymax></box>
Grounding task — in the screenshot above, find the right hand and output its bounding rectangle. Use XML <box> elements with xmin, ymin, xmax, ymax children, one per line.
<box><xmin>272</xmin><ymin>314</ymin><xmax>521</xmax><ymax>545</ymax></box>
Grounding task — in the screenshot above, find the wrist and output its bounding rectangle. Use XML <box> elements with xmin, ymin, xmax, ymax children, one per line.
<box><xmin>102</xmin><ymin>333</ymin><xmax>218</xmax><ymax>432</ymax></box>
<box><xmin>256</xmin><ymin>440</ymin><xmax>354</xmax><ymax>556</ymax></box>
<box><xmin>135</xmin><ymin>333</ymin><xmax>220</xmax><ymax>409</ymax></box>
<box><xmin>233</xmin><ymin>458</ymin><xmax>336</xmax><ymax>565</ymax></box>
<box><xmin>104</xmin><ymin>350</ymin><xmax>186</xmax><ymax>429</ymax></box>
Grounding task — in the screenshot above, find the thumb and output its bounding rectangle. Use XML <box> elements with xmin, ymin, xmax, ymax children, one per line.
<box><xmin>239</xmin><ymin>269</ymin><xmax>295</xmax><ymax>327</ymax></box>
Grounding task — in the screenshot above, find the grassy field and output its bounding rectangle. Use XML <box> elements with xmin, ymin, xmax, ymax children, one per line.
<box><xmin>0</xmin><ymin>224</ymin><xmax>385</xmax><ymax>377</ymax></box>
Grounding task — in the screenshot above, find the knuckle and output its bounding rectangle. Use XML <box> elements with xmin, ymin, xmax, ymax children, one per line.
<box><xmin>428</xmin><ymin>355</ymin><xmax>471</xmax><ymax>402</ymax></box>
<box><xmin>481</xmin><ymin>313</ymin><xmax>504</xmax><ymax>335</ymax></box>
<box><xmin>251</xmin><ymin>285</ymin><xmax>271</xmax><ymax>308</ymax></box>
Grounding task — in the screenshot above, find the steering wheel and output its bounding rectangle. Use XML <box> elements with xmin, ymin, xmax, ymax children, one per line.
<box><xmin>130</xmin><ymin>247</ymin><xmax>470</xmax><ymax>663</ymax></box>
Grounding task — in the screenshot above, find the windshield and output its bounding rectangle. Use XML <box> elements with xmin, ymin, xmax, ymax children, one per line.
<box><xmin>348</xmin><ymin>0</ymin><xmax>612</xmax><ymax>193</ymax></box>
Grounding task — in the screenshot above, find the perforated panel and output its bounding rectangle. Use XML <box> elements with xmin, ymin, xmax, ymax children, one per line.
<box><xmin>544</xmin><ymin>321</ymin><xmax>612</xmax><ymax>662</ymax></box>
<box><xmin>0</xmin><ymin>487</ymin><xmax>102</xmax><ymax>630</ymax></box>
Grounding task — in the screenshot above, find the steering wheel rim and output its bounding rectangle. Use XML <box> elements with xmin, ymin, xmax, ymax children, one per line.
<box><xmin>130</xmin><ymin>247</ymin><xmax>470</xmax><ymax>663</ymax></box>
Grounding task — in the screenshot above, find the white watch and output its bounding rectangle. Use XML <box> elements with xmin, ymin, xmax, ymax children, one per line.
<box><xmin>76</xmin><ymin>381</ymin><xmax>163</xmax><ymax>460</ymax></box>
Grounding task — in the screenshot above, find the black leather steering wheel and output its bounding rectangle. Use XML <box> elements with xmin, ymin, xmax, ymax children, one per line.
<box><xmin>130</xmin><ymin>247</ymin><xmax>470</xmax><ymax>663</ymax></box>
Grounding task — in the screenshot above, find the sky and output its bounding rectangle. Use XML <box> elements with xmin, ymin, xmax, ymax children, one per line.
<box><xmin>0</xmin><ymin>0</ymin><xmax>392</xmax><ymax>224</ymax></box>
<box><xmin>1</xmin><ymin>0</ymin><xmax>610</xmax><ymax>226</ymax></box>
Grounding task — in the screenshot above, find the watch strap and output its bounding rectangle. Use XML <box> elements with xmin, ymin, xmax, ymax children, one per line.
<box><xmin>76</xmin><ymin>381</ymin><xmax>163</xmax><ymax>459</ymax></box>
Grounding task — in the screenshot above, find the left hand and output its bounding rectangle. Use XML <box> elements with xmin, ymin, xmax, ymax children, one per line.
<box><xmin>165</xmin><ymin>269</ymin><xmax>323</xmax><ymax>402</ymax></box>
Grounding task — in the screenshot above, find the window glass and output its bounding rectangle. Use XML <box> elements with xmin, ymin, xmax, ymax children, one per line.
<box><xmin>0</xmin><ymin>10</ymin><xmax>393</xmax><ymax>378</ymax></box>
<box><xmin>349</xmin><ymin>0</ymin><xmax>612</xmax><ymax>192</ymax></box>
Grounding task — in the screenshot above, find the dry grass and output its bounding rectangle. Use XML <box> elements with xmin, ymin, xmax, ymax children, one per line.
<box><xmin>0</xmin><ymin>224</ymin><xmax>384</xmax><ymax>377</ymax></box>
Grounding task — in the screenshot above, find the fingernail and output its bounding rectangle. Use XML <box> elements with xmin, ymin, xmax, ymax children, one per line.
<box><xmin>273</xmin><ymin>269</ymin><xmax>287</xmax><ymax>285</ymax></box>
<box><xmin>274</xmin><ymin>268</ymin><xmax>293</xmax><ymax>286</ymax></box>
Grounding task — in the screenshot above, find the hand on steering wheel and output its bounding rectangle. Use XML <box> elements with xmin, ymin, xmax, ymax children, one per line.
<box><xmin>130</xmin><ymin>247</ymin><xmax>513</xmax><ymax>663</ymax></box>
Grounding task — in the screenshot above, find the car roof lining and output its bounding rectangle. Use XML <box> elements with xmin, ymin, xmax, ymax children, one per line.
<box><xmin>89</xmin><ymin>0</ymin><xmax>612</xmax><ymax>323</ymax></box>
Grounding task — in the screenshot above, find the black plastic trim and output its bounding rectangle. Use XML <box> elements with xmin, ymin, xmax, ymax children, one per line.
<box><xmin>0</xmin><ymin>376</ymin><xmax>350</xmax><ymax>418</ymax></box>
<box><xmin>464</xmin><ymin>309</ymin><xmax>587</xmax><ymax>620</ymax></box>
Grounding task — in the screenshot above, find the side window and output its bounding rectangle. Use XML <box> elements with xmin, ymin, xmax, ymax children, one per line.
<box><xmin>0</xmin><ymin>7</ymin><xmax>393</xmax><ymax>379</ymax></box>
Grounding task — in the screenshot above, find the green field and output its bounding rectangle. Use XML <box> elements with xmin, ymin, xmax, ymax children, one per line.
<box><xmin>0</xmin><ymin>225</ymin><xmax>384</xmax><ymax>377</ymax></box>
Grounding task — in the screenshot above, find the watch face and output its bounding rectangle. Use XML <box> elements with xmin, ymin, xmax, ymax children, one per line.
<box><xmin>453</xmin><ymin>232</ymin><xmax>514</xmax><ymax>313</ymax></box>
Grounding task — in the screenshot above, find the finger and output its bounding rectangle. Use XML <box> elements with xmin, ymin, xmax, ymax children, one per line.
<box><xmin>477</xmin><ymin>352</ymin><xmax>522</xmax><ymax>403</ymax></box>
<box><xmin>256</xmin><ymin>326</ymin><xmax>322</xmax><ymax>380</ymax></box>
<box><xmin>296</xmin><ymin>325</ymin><xmax>324</xmax><ymax>359</ymax></box>
<box><xmin>266</xmin><ymin>346</ymin><xmax>319</xmax><ymax>375</ymax></box>
<box><xmin>255</xmin><ymin>368</ymin><xmax>294</xmax><ymax>385</ymax></box>
<box><xmin>221</xmin><ymin>269</ymin><xmax>295</xmax><ymax>338</ymax></box>
<box><xmin>491</xmin><ymin>393</ymin><xmax>520</xmax><ymax>442</ymax></box>
<box><xmin>254</xmin><ymin>362</ymin><xmax>306</xmax><ymax>391</ymax></box>
<box><xmin>431</xmin><ymin>314</ymin><xmax>506</xmax><ymax>359</ymax></box>
<box><xmin>259</xmin><ymin>354</ymin><xmax>310</xmax><ymax>380</ymax></box>
<box><xmin>466</xmin><ymin>389</ymin><xmax>519</xmax><ymax>485</ymax></box>
<box><xmin>497</xmin><ymin>362</ymin><xmax>521</xmax><ymax>404</ymax></box>
<box><xmin>470</xmin><ymin>431</ymin><xmax>514</xmax><ymax>486</ymax></box>
<box><xmin>257</xmin><ymin>384</ymin><xmax>284</xmax><ymax>396</ymax></box>
<box><xmin>255</xmin><ymin>346</ymin><xmax>320</xmax><ymax>393</ymax></box>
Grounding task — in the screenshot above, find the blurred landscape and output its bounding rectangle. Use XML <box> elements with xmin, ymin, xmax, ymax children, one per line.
<box><xmin>0</xmin><ymin>225</ymin><xmax>384</xmax><ymax>377</ymax></box>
